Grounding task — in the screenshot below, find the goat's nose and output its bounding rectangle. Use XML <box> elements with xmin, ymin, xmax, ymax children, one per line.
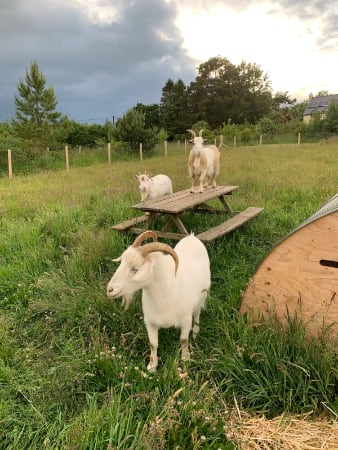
<box><xmin>107</xmin><ymin>286</ymin><xmax>114</xmax><ymax>294</ymax></box>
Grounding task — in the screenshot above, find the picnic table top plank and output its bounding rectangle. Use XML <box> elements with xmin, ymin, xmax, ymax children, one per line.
<box><xmin>132</xmin><ymin>185</ymin><xmax>238</xmax><ymax>214</ymax></box>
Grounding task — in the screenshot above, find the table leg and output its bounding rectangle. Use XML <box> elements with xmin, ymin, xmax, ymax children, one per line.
<box><xmin>218</xmin><ymin>195</ymin><xmax>234</xmax><ymax>214</ymax></box>
<box><xmin>146</xmin><ymin>212</ymin><xmax>157</xmax><ymax>227</ymax></box>
<box><xmin>168</xmin><ymin>214</ymin><xmax>190</xmax><ymax>235</ymax></box>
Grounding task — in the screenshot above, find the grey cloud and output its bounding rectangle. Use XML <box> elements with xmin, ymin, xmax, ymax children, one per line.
<box><xmin>0</xmin><ymin>0</ymin><xmax>196</xmax><ymax>122</ymax></box>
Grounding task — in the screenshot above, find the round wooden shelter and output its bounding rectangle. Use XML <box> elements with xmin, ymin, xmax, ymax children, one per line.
<box><xmin>240</xmin><ymin>194</ymin><xmax>338</xmax><ymax>340</ymax></box>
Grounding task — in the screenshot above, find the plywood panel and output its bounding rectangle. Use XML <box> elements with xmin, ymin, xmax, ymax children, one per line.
<box><xmin>240</xmin><ymin>214</ymin><xmax>338</xmax><ymax>339</ymax></box>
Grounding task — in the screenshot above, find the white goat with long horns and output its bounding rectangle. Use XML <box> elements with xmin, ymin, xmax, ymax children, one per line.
<box><xmin>107</xmin><ymin>230</ymin><xmax>210</xmax><ymax>372</ymax></box>
<box><xmin>187</xmin><ymin>129</ymin><xmax>220</xmax><ymax>193</ymax></box>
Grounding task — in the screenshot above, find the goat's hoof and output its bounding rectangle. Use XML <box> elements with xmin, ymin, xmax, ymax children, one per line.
<box><xmin>147</xmin><ymin>364</ymin><xmax>157</xmax><ymax>372</ymax></box>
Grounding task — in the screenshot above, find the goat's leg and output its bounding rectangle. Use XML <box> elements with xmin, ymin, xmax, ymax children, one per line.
<box><xmin>192</xmin><ymin>308</ymin><xmax>201</xmax><ymax>339</ymax></box>
<box><xmin>146</xmin><ymin>324</ymin><xmax>159</xmax><ymax>372</ymax></box>
<box><xmin>203</xmin><ymin>177</ymin><xmax>209</xmax><ymax>189</ymax></box>
<box><xmin>199</xmin><ymin>170</ymin><xmax>208</xmax><ymax>192</ymax></box>
<box><xmin>193</xmin><ymin>290</ymin><xmax>208</xmax><ymax>338</ymax></box>
<box><xmin>180</xmin><ymin>318</ymin><xmax>192</xmax><ymax>360</ymax></box>
<box><xmin>190</xmin><ymin>175</ymin><xmax>197</xmax><ymax>193</ymax></box>
<box><xmin>211</xmin><ymin>174</ymin><xmax>217</xmax><ymax>188</ymax></box>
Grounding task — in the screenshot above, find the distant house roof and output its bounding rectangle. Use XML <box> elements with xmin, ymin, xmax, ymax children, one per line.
<box><xmin>303</xmin><ymin>94</ymin><xmax>338</xmax><ymax>116</ymax></box>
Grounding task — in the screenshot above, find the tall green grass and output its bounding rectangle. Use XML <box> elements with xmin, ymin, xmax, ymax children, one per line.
<box><xmin>0</xmin><ymin>142</ymin><xmax>337</xmax><ymax>449</ymax></box>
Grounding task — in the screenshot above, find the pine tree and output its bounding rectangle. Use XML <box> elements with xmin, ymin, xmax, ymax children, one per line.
<box><xmin>113</xmin><ymin>108</ymin><xmax>158</xmax><ymax>151</ymax></box>
<box><xmin>13</xmin><ymin>61</ymin><xmax>61</xmax><ymax>152</ymax></box>
<box><xmin>160</xmin><ymin>79</ymin><xmax>190</xmax><ymax>137</ymax></box>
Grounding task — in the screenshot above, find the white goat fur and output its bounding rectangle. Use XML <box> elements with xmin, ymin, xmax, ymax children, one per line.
<box><xmin>187</xmin><ymin>129</ymin><xmax>220</xmax><ymax>193</ymax></box>
<box><xmin>107</xmin><ymin>232</ymin><xmax>210</xmax><ymax>371</ymax></box>
<box><xmin>134</xmin><ymin>173</ymin><xmax>173</xmax><ymax>201</ymax></box>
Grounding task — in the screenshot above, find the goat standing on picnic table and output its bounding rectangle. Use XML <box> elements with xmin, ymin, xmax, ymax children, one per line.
<box><xmin>187</xmin><ymin>129</ymin><xmax>220</xmax><ymax>193</ymax></box>
<box><xmin>106</xmin><ymin>230</ymin><xmax>211</xmax><ymax>372</ymax></box>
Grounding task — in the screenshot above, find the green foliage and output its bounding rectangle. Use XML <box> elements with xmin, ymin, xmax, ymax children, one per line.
<box><xmin>12</xmin><ymin>61</ymin><xmax>62</xmax><ymax>154</ymax></box>
<box><xmin>185</xmin><ymin>57</ymin><xmax>272</xmax><ymax>129</ymax></box>
<box><xmin>256</xmin><ymin>116</ymin><xmax>278</xmax><ymax>135</ymax></box>
<box><xmin>160</xmin><ymin>79</ymin><xmax>191</xmax><ymax>136</ymax></box>
<box><xmin>3</xmin><ymin>55</ymin><xmax>337</xmax><ymax>152</ymax></box>
<box><xmin>66</xmin><ymin>122</ymin><xmax>111</xmax><ymax>147</ymax></box>
<box><xmin>206</xmin><ymin>312</ymin><xmax>338</xmax><ymax>416</ymax></box>
<box><xmin>324</xmin><ymin>100</ymin><xmax>338</xmax><ymax>134</ymax></box>
<box><xmin>14</xmin><ymin>61</ymin><xmax>61</xmax><ymax>126</ymax></box>
<box><xmin>113</xmin><ymin>108</ymin><xmax>158</xmax><ymax>151</ymax></box>
<box><xmin>134</xmin><ymin>102</ymin><xmax>161</xmax><ymax>129</ymax></box>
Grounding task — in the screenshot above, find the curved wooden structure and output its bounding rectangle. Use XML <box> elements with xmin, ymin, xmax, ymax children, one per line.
<box><xmin>240</xmin><ymin>194</ymin><xmax>338</xmax><ymax>340</ymax></box>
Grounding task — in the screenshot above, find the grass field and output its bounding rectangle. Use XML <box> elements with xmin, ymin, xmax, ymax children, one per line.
<box><xmin>0</xmin><ymin>142</ymin><xmax>337</xmax><ymax>449</ymax></box>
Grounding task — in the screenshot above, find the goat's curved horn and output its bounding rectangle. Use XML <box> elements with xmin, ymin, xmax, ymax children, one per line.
<box><xmin>139</xmin><ymin>242</ymin><xmax>179</xmax><ymax>275</ymax></box>
<box><xmin>132</xmin><ymin>231</ymin><xmax>157</xmax><ymax>248</ymax></box>
<box><xmin>186</xmin><ymin>129</ymin><xmax>196</xmax><ymax>137</ymax></box>
<box><xmin>198</xmin><ymin>129</ymin><xmax>204</xmax><ymax>137</ymax></box>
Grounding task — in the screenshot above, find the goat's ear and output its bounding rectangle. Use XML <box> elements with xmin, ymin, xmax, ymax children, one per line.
<box><xmin>112</xmin><ymin>256</ymin><xmax>122</xmax><ymax>263</ymax></box>
<box><xmin>133</xmin><ymin>174</ymin><xmax>139</xmax><ymax>180</ymax></box>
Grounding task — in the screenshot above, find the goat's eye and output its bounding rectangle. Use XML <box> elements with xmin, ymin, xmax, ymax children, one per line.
<box><xmin>131</xmin><ymin>267</ymin><xmax>138</xmax><ymax>274</ymax></box>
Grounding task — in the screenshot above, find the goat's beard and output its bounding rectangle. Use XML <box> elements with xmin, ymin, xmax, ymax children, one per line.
<box><xmin>121</xmin><ymin>293</ymin><xmax>134</xmax><ymax>310</ymax></box>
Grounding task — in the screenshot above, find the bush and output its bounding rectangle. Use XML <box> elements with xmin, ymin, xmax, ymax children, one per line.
<box><xmin>112</xmin><ymin>108</ymin><xmax>158</xmax><ymax>152</ymax></box>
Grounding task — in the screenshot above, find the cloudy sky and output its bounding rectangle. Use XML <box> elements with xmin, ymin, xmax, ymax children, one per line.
<box><xmin>1</xmin><ymin>0</ymin><xmax>337</xmax><ymax>124</ymax></box>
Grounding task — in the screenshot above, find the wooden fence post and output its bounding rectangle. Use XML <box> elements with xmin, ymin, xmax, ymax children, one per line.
<box><xmin>233</xmin><ymin>136</ymin><xmax>237</xmax><ymax>148</ymax></box>
<box><xmin>107</xmin><ymin>142</ymin><xmax>111</xmax><ymax>164</ymax></box>
<box><xmin>8</xmin><ymin>149</ymin><xmax>12</xmax><ymax>179</ymax></box>
<box><xmin>164</xmin><ymin>140</ymin><xmax>167</xmax><ymax>158</ymax></box>
<box><xmin>260</xmin><ymin>134</ymin><xmax>263</xmax><ymax>145</ymax></box>
<box><xmin>298</xmin><ymin>133</ymin><xmax>301</xmax><ymax>145</ymax></box>
<box><xmin>139</xmin><ymin>143</ymin><xmax>143</xmax><ymax>161</ymax></box>
<box><xmin>219</xmin><ymin>135</ymin><xmax>226</xmax><ymax>148</ymax></box>
<box><xmin>65</xmin><ymin>145</ymin><xmax>69</xmax><ymax>171</ymax></box>
<box><xmin>184</xmin><ymin>139</ymin><xmax>187</xmax><ymax>156</ymax></box>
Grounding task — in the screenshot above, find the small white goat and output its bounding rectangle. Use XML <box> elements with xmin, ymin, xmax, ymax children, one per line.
<box><xmin>133</xmin><ymin>173</ymin><xmax>173</xmax><ymax>202</ymax></box>
<box><xmin>107</xmin><ymin>230</ymin><xmax>210</xmax><ymax>371</ymax></box>
<box><xmin>187</xmin><ymin>129</ymin><xmax>220</xmax><ymax>193</ymax></box>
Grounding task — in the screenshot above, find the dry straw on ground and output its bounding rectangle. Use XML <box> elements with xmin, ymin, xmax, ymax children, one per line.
<box><xmin>228</xmin><ymin>408</ymin><xmax>338</xmax><ymax>450</ymax></box>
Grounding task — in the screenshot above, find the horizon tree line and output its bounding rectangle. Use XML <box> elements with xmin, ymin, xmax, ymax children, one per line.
<box><xmin>1</xmin><ymin>59</ymin><xmax>337</xmax><ymax>154</ymax></box>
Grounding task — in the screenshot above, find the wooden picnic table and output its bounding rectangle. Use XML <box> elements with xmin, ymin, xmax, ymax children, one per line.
<box><xmin>112</xmin><ymin>185</ymin><xmax>263</xmax><ymax>242</ymax></box>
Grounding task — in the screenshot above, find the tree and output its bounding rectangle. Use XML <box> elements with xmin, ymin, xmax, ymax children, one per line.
<box><xmin>323</xmin><ymin>100</ymin><xmax>338</xmax><ymax>134</ymax></box>
<box><xmin>186</xmin><ymin>57</ymin><xmax>272</xmax><ymax>128</ymax></box>
<box><xmin>134</xmin><ymin>103</ymin><xmax>161</xmax><ymax>129</ymax></box>
<box><xmin>270</xmin><ymin>91</ymin><xmax>297</xmax><ymax>123</ymax></box>
<box><xmin>113</xmin><ymin>108</ymin><xmax>158</xmax><ymax>151</ymax></box>
<box><xmin>160</xmin><ymin>79</ymin><xmax>190</xmax><ymax>137</ymax></box>
<box><xmin>13</xmin><ymin>61</ymin><xmax>61</xmax><ymax>152</ymax></box>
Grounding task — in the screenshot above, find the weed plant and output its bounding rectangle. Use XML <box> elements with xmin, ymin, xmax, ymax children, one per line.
<box><xmin>0</xmin><ymin>142</ymin><xmax>337</xmax><ymax>449</ymax></box>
